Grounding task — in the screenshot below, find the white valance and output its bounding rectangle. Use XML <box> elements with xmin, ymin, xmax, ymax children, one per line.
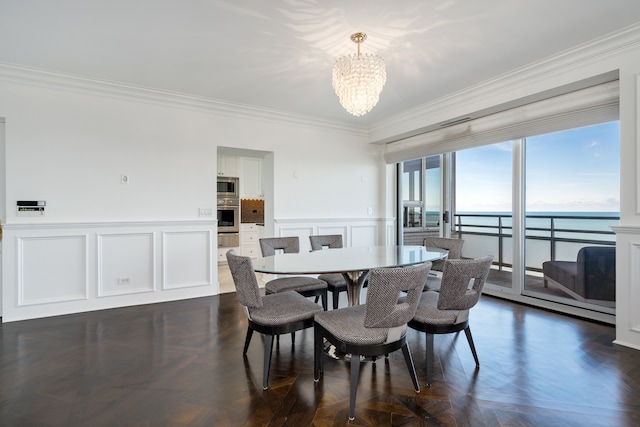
<box><xmin>384</xmin><ymin>80</ymin><xmax>619</xmax><ymax>164</ymax></box>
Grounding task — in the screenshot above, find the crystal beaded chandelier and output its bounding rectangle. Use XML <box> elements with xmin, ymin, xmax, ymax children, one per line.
<box><xmin>332</xmin><ymin>32</ymin><xmax>386</xmax><ymax>117</ymax></box>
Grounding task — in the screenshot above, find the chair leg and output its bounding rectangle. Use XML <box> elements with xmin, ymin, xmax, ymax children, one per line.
<box><xmin>263</xmin><ymin>334</ymin><xmax>275</xmax><ymax>390</ymax></box>
<box><xmin>401</xmin><ymin>342</ymin><xmax>420</xmax><ymax>393</ymax></box>
<box><xmin>332</xmin><ymin>290</ymin><xmax>339</xmax><ymax>310</ymax></box>
<box><xmin>243</xmin><ymin>326</ymin><xmax>254</xmax><ymax>354</ymax></box>
<box><xmin>313</xmin><ymin>327</ymin><xmax>322</xmax><ymax>381</ymax></box>
<box><xmin>314</xmin><ymin>295</ymin><xmax>320</xmax><ymax>304</ymax></box>
<box><xmin>349</xmin><ymin>352</ymin><xmax>360</xmax><ymax>420</ymax></box>
<box><xmin>426</xmin><ymin>333</ymin><xmax>434</xmax><ymax>386</ymax></box>
<box><xmin>291</xmin><ymin>332</ymin><xmax>295</xmax><ymax>345</ymax></box>
<box><xmin>321</xmin><ymin>292</ymin><xmax>328</xmax><ymax>311</ymax></box>
<box><xmin>464</xmin><ymin>326</ymin><xmax>480</xmax><ymax>367</ymax></box>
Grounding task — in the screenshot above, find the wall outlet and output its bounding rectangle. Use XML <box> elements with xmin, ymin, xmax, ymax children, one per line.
<box><xmin>117</xmin><ymin>276</ymin><xmax>131</xmax><ymax>285</ymax></box>
<box><xmin>199</xmin><ymin>208</ymin><xmax>213</xmax><ymax>216</ymax></box>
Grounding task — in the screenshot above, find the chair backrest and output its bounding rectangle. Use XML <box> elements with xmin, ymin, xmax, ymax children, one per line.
<box><xmin>259</xmin><ymin>236</ymin><xmax>300</xmax><ymax>256</ymax></box>
<box><xmin>423</xmin><ymin>237</ymin><xmax>465</xmax><ymax>271</ymax></box>
<box><xmin>309</xmin><ymin>235</ymin><xmax>343</xmax><ymax>251</ymax></box>
<box><xmin>226</xmin><ymin>249</ymin><xmax>263</xmax><ymax>309</ymax></box>
<box><xmin>364</xmin><ymin>262</ymin><xmax>431</xmax><ymax>330</ymax></box>
<box><xmin>437</xmin><ymin>256</ymin><xmax>493</xmax><ymax>311</ymax></box>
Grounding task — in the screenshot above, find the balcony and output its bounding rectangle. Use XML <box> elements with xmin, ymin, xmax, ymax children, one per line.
<box><xmin>404</xmin><ymin>212</ymin><xmax>619</xmax><ymax>319</ymax></box>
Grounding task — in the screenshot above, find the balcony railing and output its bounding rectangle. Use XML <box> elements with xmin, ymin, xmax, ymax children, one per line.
<box><xmin>454</xmin><ymin>213</ymin><xmax>619</xmax><ymax>272</ymax></box>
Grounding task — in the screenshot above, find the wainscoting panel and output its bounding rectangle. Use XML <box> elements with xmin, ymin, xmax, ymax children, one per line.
<box><xmin>351</xmin><ymin>225</ymin><xmax>378</xmax><ymax>247</ymax></box>
<box><xmin>315</xmin><ymin>226</ymin><xmax>349</xmax><ymax>243</ymax></box>
<box><xmin>274</xmin><ymin>218</ymin><xmax>395</xmax><ymax>251</ymax></box>
<box><xmin>18</xmin><ymin>235</ymin><xmax>88</xmax><ymax>306</ymax></box>
<box><xmin>278</xmin><ymin>226</ymin><xmax>314</xmax><ymax>252</ymax></box>
<box><xmin>98</xmin><ymin>233</ymin><xmax>155</xmax><ymax>297</ymax></box>
<box><xmin>626</xmin><ymin>240</ymin><xmax>640</xmax><ymax>333</ymax></box>
<box><xmin>386</xmin><ymin>224</ymin><xmax>395</xmax><ymax>246</ymax></box>
<box><xmin>163</xmin><ymin>230</ymin><xmax>212</xmax><ymax>289</ymax></box>
<box><xmin>613</xmin><ymin>226</ymin><xmax>640</xmax><ymax>350</ymax></box>
<box><xmin>2</xmin><ymin>221</ymin><xmax>217</xmax><ymax>322</ymax></box>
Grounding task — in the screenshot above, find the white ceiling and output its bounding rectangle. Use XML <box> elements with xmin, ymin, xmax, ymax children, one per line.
<box><xmin>2</xmin><ymin>1</ymin><xmax>640</xmax><ymax>127</ymax></box>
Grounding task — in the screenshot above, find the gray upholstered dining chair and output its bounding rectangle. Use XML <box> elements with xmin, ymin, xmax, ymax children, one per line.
<box><xmin>309</xmin><ymin>234</ymin><xmax>348</xmax><ymax>309</ymax></box>
<box><xmin>314</xmin><ymin>262</ymin><xmax>431</xmax><ymax>421</ymax></box>
<box><xmin>408</xmin><ymin>255</ymin><xmax>493</xmax><ymax>386</ymax></box>
<box><xmin>226</xmin><ymin>250</ymin><xmax>322</xmax><ymax>390</ymax></box>
<box><xmin>259</xmin><ymin>236</ymin><xmax>328</xmax><ymax>310</ymax></box>
<box><xmin>422</xmin><ymin>236</ymin><xmax>465</xmax><ymax>291</ymax></box>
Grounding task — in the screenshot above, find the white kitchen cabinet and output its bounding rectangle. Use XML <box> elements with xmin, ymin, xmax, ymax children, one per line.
<box><xmin>239</xmin><ymin>157</ymin><xmax>263</xmax><ymax>198</ymax></box>
<box><xmin>217</xmin><ymin>154</ymin><xmax>238</xmax><ymax>176</ymax></box>
<box><xmin>218</xmin><ymin>246</ymin><xmax>239</xmax><ymax>263</ymax></box>
<box><xmin>240</xmin><ymin>223</ymin><xmax>260</xmax><ymax>258</ymax></box>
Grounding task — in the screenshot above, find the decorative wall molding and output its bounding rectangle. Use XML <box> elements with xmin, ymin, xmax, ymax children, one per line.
<box><xmin>2</xmin><ymin>219</ymin><xmax>217</xmax><ymax>230</ymax></box>
<box><xmin>97</xmin><ymin>232</ymin><xmax>156</xmax><ymax>297</ymax></box>
<box><xmin>351</xmin><ymin>225</ymin><xmax>379</xmax><ymax>247</ymax></box>
<box><xmin>275</xmin><ymin>217</ymin><xmax>395</xmax><ymax>224</ymax></box>
<box><xmin>17</xmin><ymin>234</ymin><xmax>89</xmax><ymax>306</ymax></box>
<box><xmin>636</xmin><ymin>73</ymin><xmax>640</xmax><ymax>215</ymax></box>
<box><xmin>0</xmin><ymin>62</ymin><xmax>367</xmax><ymax>137</ymax></box>
<box><xmin>316</xmin><ymin>225</ymin><xmax>349</xmax><ymax>240</ymax></box>
<box><xmin>612</xmin><ymin>225</ymin><xmax>640</xmax><ymax>350</ymax></box>
<box><xmin>274</xmin><ymin>217</ymin><xmax>395</xmax><ymax>252</ymax></box>
<box><xmin>629</xmin><ymin>241</ymin><xmax>640</xmax><ymax>333</ymax></box>
<box><xmin>2</xmin><ymin>221</ymin><xmax>216</xmax><ymax>322</ymax></box>
<box><xmin>162</xmin><ymin>230</ymin><xmax>213</xmax><ymax>290</ymax></box>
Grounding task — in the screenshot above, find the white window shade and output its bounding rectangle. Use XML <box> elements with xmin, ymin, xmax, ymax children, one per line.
<box><xmin>384</xmin><ymin>80</ymin><xmax>619</xmax><ymax>164</ymax></box>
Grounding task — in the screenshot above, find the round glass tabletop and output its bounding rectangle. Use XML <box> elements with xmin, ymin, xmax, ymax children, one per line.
<box><xmin>252</xmin><ymin>245</ymin><xmax>447</xmax><ymax>275</ymax></box>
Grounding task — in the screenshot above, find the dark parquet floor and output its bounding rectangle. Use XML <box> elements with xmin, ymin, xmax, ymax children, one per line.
<box><xmin>1</xmin><ymin>291</ymin><xmax>640</xmax><ymax>426</ymax></box>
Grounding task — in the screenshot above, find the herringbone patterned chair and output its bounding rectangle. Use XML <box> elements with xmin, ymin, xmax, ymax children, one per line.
<box><xmin>314</xmin><ymin>262</ymin><xmax>431</xmax><ymax>420</ymax></box>
<box><xmin>309</xmin><ymin>235</ymin><xmax>347</xmax><ymax>309</ymax></box>
<box><xmin>226</xmin><ymin>250</ymin><xmax>322</xmax><ymax>390</ymax></box>
<box><xmin>259</xmin><ymin>236</ymin><xmax>328</xmax><ymax>310</ymax></box>
<box><xmin>409</xmin><ymin>255</ymin><xmax>493</xmax><ymax>386</ymax></box>
<box><xmin>423</xmin><ymin>237</ymin><xmax>465</xmax><ymax>291</ymax></box>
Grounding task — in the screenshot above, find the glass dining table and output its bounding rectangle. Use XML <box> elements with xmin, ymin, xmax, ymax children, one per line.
<box><xmin>252</xmin><ymin>245</ymin><xmax>448</xmax><ymax>306</ymax></box>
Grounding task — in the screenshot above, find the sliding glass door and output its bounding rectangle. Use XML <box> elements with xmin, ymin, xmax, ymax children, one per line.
<box><xmin>454</xmin><ymin>141</ymin><xmax>515</xmax><ymax>291</ymax></box>
<box><xmin>397</xmin><ymin>122</ymin><xmax>619</xmax><ymax>316</ymax></box>
<box><xmin>523</xmin><ymin>122</ymin><xmax>619</xmax><ymax>313</ymax></box>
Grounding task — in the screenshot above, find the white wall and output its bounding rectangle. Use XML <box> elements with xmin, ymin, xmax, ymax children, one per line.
<box><xmin>0</xmin><ymin>71</ymin><xmax>385</xmax><ymax>321</ymax></box>
<box><xmin>2</xmin><ymin>83</ymin><xmax>219</xmax><ymax>222</ymax></box>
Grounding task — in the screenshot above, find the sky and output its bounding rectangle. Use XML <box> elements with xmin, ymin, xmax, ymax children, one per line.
<box><xmin>452</xmin><ymin>121</ymin><xmax>620</xmax><ymax>213</ymax></box>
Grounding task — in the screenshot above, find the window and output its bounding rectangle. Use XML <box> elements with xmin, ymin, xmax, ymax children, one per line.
<box><xmin>400</xmin><ymin>156</ymin><xmax>440</xmax><ymax>229</ymax></box>
<box><xmin>391</xmin><ymin>79</ymin><xmax>620</xmax><ymax>319</ymax></box>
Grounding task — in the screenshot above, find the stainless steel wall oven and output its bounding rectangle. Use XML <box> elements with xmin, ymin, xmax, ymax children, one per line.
<box><xmin>217</xmin><ymin>194</ymin><xmax>240</xmax><ymax>247</ymax></box>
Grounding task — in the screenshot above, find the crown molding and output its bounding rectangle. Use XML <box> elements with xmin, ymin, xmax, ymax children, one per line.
<box><xmin>370</xmin><ymin>22</ymin><xmax>640</xmax><ymax>144</ymax></box>
<box><xmin>0</xmin><ymin>62</ymin><xmax>368</xmax><ymax>137</ymax></box>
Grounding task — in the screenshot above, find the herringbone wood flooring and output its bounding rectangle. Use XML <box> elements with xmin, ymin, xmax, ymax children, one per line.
<box><xmin>1</xmin><ymin>292</ymin><xmax>639</xmax><ymax>426</ymax></box>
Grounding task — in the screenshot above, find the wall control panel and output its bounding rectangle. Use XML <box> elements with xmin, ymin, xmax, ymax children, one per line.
<box><xmin>17</xmin><ymin>200</ymin><xmax>46</xmax><ymax>216</ymax></box>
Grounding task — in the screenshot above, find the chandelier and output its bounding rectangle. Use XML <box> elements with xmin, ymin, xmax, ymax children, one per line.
<box><xmin>332</xmin><ymin>32</ymin><xmax>386</xmax><ymax>117</ymax></box>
